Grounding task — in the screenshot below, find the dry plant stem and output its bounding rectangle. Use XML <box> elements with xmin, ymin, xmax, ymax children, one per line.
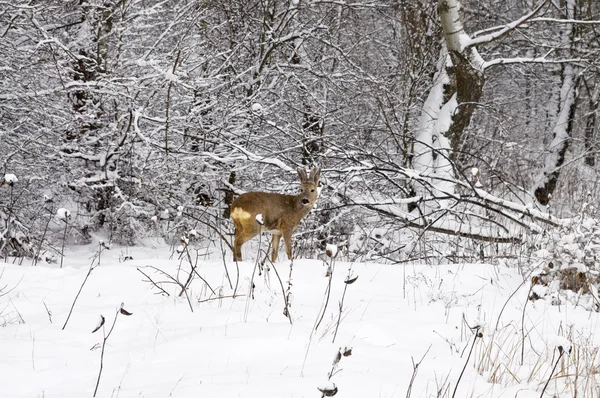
<box><xmin>3</xmin><ymin>184</ymin><xmax>14</xmax><ymax>262</ymax></box>
<box><xmin>136</xmin><ymin>268</ymin><xmax>170</xmax><ymax>296</ymax></box>
<box><xmin>435</xmin><ymin>373</ymin><xmax>451</xmax><ymax>398</ymax></box>
<box><xmin>93</xmin><ymin>306</ymin><xmax>123</xmax><ymax>397</ymax></box>
<box><xmin>0</xmin><ymin>269</ymin><xmax>20</xmax><ymax>298</ymax></box>
<box><xmin>219</xmin><ymin>230</ymin><xmax>233</xmax><ymax>290</ymax></box>
<box><xmin>179</xmin><ymin>245</ymin><xmax>216</xmax><ymax>297</ymax></box>
<box><xmin>233</xmin><ymin>258</ymin><xmax>240</xmax><ymax>297</ymax></box>
<box><xmin>62</xmin><ymin>250</ymin><xmax>100</xmax><ymax>330</ymax></box>
<box><xmin>268</xmin><ymin>257</ymin><xmax>292</xmax><ymax>325</ymax></box>
<box><xmin>182</xmin><ymin>210</ymin><xmax>233</xmax><ymax>252</ymax></box>
<box><xmin>451</xmin><ymin>328</ymin><xmax>480</xmax><ymax>398</ymax></box>
<box><xmin>520</xmin><ymin>285</ymin><xmax>533</xmax><ymax>366</ymax></box>
<box><xmin>314</xmin><ymin>257</ymin><xmax>334</xmax><ymax>331</ymax></box>
<box><xmin>10</xmin><ymin>300</ymin><xmax>25</xmax><ymax>323</ymax></box>
<box><xmin>43</xmin><ymin>301</ymin><xmax>52</xmax><ymax>323</ymax></box>
<box><xmin>494</xmin><ymin>268</ymin><xmax>534</xmax><ymax>331</ymax></box>
<box><xmin>319</xmin><ymin>347</ymin><xmax>347</xmax><ymax>397</ymax></box>
<box><xmin>142</xmin><ymin>265</ymin><xmax>193</xmax><ymax>312</ymax></box>
<box><xmin>244</xmin><ymin>234</ymin><xmax>262</xmax><ymax>321</ymax></box>
<box><xmin>60</xmin><ymin>217</ymin><xmax>68</xmax><ymax>268</ymax></box>
<box><xmin>179</xmin><ymin>245</ymin><xmax>196</xmax><ymax>295</ymax></box>
<box><xmin>198</xmin><ymin>294</ymin><xmax>244</xmax><ymax>303</ymax></box>
<box><xmin>33</xmin><ymin>207</ymin><xmax>54</xmax><ymax>266</ymax></box>
<box><xmin>539</xmin><ymin>347</ymin><xmax>566</xmax><ymax>398</ymax></box>
<box><xmin>190</xmin><ymin>266</ymin><xmax>216</xmax><ymax>295</ymax></box>
<box><xmin>406</xmin><ymin>345</ymin><xmax>432</xmax><ymax>398</ymax></box>
<box><xmin>284</xmin><ymin>258</ymin><xmax>294</xmax><ymax>322</ymax></box>
<box><xmin>301</xmin><ymin>259</ymin><xmax>334</xmax><ymax>375</ymax></box>
<box><xmin>332</xmin><ymin>265</ymin><xmax>353</xmax><ymax>344</ymax></box>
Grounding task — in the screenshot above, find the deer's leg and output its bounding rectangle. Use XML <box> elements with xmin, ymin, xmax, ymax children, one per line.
<box><xmin>233</xmin><ymin>224</ymin><xmax>258</xmax><ymax>261</ymax></box>
<box><xmin>233</xmin><ymin>227</ymin><xmax>244</xmax><ymax>261</ymax></box>
<box><xmin>282</xmin><ymin>229</ymin><xmax>293</xmax><ymax>260</ymax></box>
<box><xmin>271</xmin><ymin>233</ymin><xmax>281</xmax><ymax>262</ymax></box>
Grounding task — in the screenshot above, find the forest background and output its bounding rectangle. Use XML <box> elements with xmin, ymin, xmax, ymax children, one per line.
<box><xmin>1</xmin><ymin>0</ymin><xmax>600</xmax><ymax>265</ymax></box>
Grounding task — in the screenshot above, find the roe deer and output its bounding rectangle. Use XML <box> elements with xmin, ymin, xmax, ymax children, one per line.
<box><xmin>231</xmin><ymin>167</ymin><xmax>321</xmax><ymax>262</ymax></box>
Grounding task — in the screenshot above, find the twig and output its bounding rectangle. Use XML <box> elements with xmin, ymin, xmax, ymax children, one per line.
<box><xmin>539</xmin><ymin>346</ymin><xmax>567</xmax><ymax>398</ymax></box>
<box><xmin>190</xmin><ymin>265</ymin><xmax>216</xmax><ymax>296</ymax></box>
<box><xmin>198</xmin><ymin>294</ymin><xmax>244</xmax><ymax>303</ymax></box>
<box><xmin>137</xmin><ymin>268</ymin><xmax>170</xmax><ymax>296</ymax></box>
<box><xmin>60</xmin><ymin>217</ymin><xmax>68</xmax><ymax>268</ymax></box>
<box><xmin>406</xmin><ymin>345</ymin><xmax>432</xmax><ymax>398</ymax></box>
<box><xmin>182</xmin><ymin>210</ymin><xmax>233</xmax><ymax>251</ymax></box>
<box><xmin>283</xmin><ymin>258</ymin><xmax>294</xmax><ymax>322</ymax></box>
<box><xmin>318</xmin><ymin>347</ymin><xmax>352</xmax><ymax>397</ymax></box>
<box><xmin>33</xmin><ymin>206</ymin><xmax>54</xmax><ymax>266</ymax></box>
<box><xmin>333</xmin><ymin>265</ymin><xmax>357</xmax><ymax>344</ymax></box>
<box><xmin>141</xmin><ymin>266</ymin><xmax>193</xmax><ymax>312</ymax></box>
<box><xmin>178</xmin><ymin>244</ymin><xmax>216</xmax><ymax>297</ymax></box>
<box><xmin>521</xmin><ymin>284</ymin><xmax>534</xmax><ymax>365</ymax></box>
<box><xmin>43</xmin><ymin>301</ymin><xmax>52</xmax><ymax>323</ymax></box>
<box><xmin>315</xmin><ymin>256</ymin><xmax>335</xmax><ymax>331</ymax></box>
<box><xmin>62</xmin><ymin>248</ymin><xmax>101</xmax><ymax>330</ymax></box>
<box><xmin>494</xmin><ymin>269</ymin><xmax>534</xmax><ymax>332</ymax></box>
<box><xmin>451</xmin><ymin>326</ymin><xmax>481</xmax><ymax>398</ymax></box>
<box><xmin>269</xmin><ymin>258</ymin><xmax>292</xmax><ymax>324</ymax></box>
<box><xmin>93</xmin><ymin>303</ymin><xmax>132</xmax><ymax>397</ymax></box>
<box><xmin>219</xmin><ymin>227</ymin><xmax>233</xmax><ymax>289</ymax></box>
<box><xmin>244</xmin><ymin>232</ymin><xmax>263</xmax><ymax>321</ymax></box>
<box><xmin>179</xmin><ymin>244</ymin><xmax>196</xmax><ymax>295</ymax></box>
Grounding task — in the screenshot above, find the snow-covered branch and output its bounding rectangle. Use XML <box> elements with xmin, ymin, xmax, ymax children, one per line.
<box><xmin>466</xmin><ymin>1</ymin><xmax>547</xmax><ymax>49</ymax></box>
<box><xmin>483</xmin><ymin>56</ymin><xmax>583</xmax><ymax>69</ymax></box>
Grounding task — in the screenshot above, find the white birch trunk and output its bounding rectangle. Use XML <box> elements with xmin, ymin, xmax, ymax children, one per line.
<box><xmin>412</xmin><ymin>50</ymin><xmax>456</xmax><ymax>199</ymax></box>
<box><xmin>411</xmin><ymin>0</ymin><xmax>484</xmax><ymax>203</ymax></box>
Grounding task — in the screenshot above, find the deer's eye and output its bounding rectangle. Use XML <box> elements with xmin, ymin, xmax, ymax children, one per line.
<box><xmin>311</xmin><ymin>189</ymin><xmax>315</xmax><ymax>192</ymax></box>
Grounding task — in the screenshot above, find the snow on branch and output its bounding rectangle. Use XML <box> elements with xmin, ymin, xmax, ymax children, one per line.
<box><xmin>529</xmin><ymin>17</ymin><xmax>600</xmax><ymax>25</ymax></box>
<box><xmin>361</xmin><ymin>201</ymin><xmax>522</xmax><ymax>244</ymax></box>
<box><xmin>227</xmin><ymin>141</ymin><xmax>295</xmax><ymax>172</ymax></box>
<box><xmin>465</xmin><ymin>1</ymin><xmax>547</xmax><ymax>49</ymax></box>
<box><xmin>483</xmin><ymin>56</ymin><xmax>583</xmax><ymax>70</ymax></box>
<box><xmin>337</xmin><ymin>165</ymin><xmax>567</xmax><ymax>242</ymax></box>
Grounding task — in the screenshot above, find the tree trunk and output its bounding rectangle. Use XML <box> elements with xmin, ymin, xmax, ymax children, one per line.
<box><xmin>438</xmin><ymin>0</ymin><xmax>485</xmax><ymax>161</ymax></box>
<box><xmin>410</xmin><ymin>0</ymin><xmax>485</xmax><ymax>205</ymax></box>
<box><xmin>533</xmin><ymin>0</ymin><xmax>579</xmax><ymax>206</ymax></box>
<box><xmin>584</xmin><ymin>81</ymin><xmax>599</xmax><ymax>167</ymax></box>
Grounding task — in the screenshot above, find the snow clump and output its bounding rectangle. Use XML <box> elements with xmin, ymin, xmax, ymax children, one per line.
<box><xmin>251</xmin><ymin>103</ymin><xmax>263</xmax><ymax>115</ymax></box>
<box><xmin>3</xmin><ymin>174</ymin><xmax>17</xmax><ymax>185</ymax></box>
<box><xmin>56</xmin><ymin>208</ymin><xmax>71</xmax><ymax>221</ymax></box>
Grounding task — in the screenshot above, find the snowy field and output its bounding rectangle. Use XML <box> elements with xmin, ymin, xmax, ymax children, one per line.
<box><xmin>1</xmin><ymin>241</ymin><xmax>599</xmax><ymax>397</ymax></box>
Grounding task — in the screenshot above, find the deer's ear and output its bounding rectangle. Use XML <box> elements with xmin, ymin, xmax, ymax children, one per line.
<box><xmin>297</xmin><ymin>167</ymin><xmax>307</xmax><ymax>182</ymax></box>
<box><xmin>311</xmin><ymin>167</ymin><xmax>321</xmax><ymax>185</ymax></box>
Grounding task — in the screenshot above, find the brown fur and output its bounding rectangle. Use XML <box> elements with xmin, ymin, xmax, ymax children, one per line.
<box><xmin>231</xmin><ymin>167</ymin><xmax>321</xmax><ymax>262</ymax></box>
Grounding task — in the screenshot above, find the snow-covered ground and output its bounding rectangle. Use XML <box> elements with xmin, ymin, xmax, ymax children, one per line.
<box><xmin>1</xmin><ymin>241</ymin><xmax>599</xmax><ymax>397</ymax></box>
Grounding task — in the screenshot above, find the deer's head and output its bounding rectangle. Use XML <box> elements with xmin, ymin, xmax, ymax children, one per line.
<box><xmin>297</xmin><ymin>166</ymin><xmax>321</xmax><ymax>208</ymax></box>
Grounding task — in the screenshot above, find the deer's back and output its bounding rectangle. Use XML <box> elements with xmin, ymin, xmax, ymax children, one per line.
<box><xmin>232</xmin><ymin>191</ymin><xmax>296</xmax><ymax>215</ymax></box>
<box><xmin>231</xmin><ymin>192</ymin><xmax>304</xmax><ymax>230</ymax></box>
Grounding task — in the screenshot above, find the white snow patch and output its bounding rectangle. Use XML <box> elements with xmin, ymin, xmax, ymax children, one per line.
<box><xmin>251</xmin><ymin>103</ymin><xmax>263</xmax><ymax>114</ymax></box>
<box><xmin>3</xmin><ymin>174</ymin><xmax>17</xmax><ymax>184</ymax></box>
<box><xmin>325</xmin><ymin>244</ymin><xmax>338</xmax><ymax>257</ymax></box>
<box><xmin>56</xmin><ymin>208</ymin><xmax>71</xmax><ymax>221</ymax></box>
<box><xmin>0</xmin><ymin>246</ymin><xmax>598</xmax><ymax>397</ymax></box>
<box><xmin>255</xmin><ymin>214</ymin><xmax>264</xmax><ymax>225</ymax></box>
